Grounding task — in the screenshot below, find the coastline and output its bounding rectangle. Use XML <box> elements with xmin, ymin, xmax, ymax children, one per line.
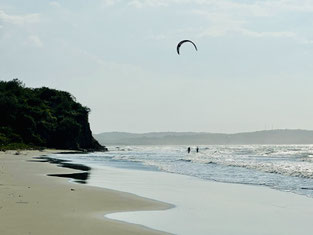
<box><xmin>0</xmin><ymin>150</ymin><xmax>171</xmax><ymax>235</ymax></box>
<box><xmin>84</xmin><ymin>159</ymin><xmax>313</xmax><ymax>235</ymax></box>
<box><xmin>3</xmin><ymin>149</ymin><xmax>313</xmax><ymax>235</ymax></box>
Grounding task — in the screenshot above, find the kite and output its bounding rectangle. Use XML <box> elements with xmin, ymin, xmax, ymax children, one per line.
<box><xmin>177</xmin><ymin>40</ymin><xmax>198</xmax><ymax>55</ymax></box>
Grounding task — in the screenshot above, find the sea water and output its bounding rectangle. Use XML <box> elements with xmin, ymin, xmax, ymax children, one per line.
<box><xmin>50</xmin><ymin>145</ymin><xmax>313</xmax><ymax>235</ymax></box>
<box><xmin>53</xmin><ymin>145</ymin><xmax>313</xmax><ymax>198</ymax></box>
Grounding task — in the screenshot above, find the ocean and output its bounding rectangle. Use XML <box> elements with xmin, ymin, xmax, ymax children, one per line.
<box><xmin>53</xmin><ymin>145</ymin><xmax>313</xmax><ymax>198</ymax></box>
<box><xmin>49</xmin><ymin>145</ymin><xmax>313</xmax><ymax>235</ymax></box>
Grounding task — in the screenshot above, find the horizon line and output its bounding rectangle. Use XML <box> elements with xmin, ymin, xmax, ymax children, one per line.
<box><xmin>94</xmin><ymin>128</ymin><xmax>313</xmax><ymax>135</ymax></box>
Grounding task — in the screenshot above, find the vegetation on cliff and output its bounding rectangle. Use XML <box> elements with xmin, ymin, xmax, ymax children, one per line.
<box><xmin>0</xmin><ymin>79</ymin><xmax>105</xmax><ymax>151</ymax></box>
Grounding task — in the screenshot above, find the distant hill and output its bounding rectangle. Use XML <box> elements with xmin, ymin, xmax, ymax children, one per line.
<box><xmin>0</xmin><ymin>79</ymin><xmax>105</xmax><ymax>151</ymax></box>
<box><xmin>94</xmin><ymin>130</ymin><xmax>313</xmax><ymax>145</ymax></box>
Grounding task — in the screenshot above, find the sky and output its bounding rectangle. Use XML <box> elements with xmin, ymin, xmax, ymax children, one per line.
<box><xmin>1</xmin><ymin>0</ymin><xmax>313</xmax><ymax>134</ymax></box>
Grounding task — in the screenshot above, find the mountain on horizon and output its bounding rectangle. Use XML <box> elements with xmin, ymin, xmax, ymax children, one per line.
<box><xmin>94</xmin><ymin>129</ymin><xmax>313</xmax><ymax>146</ymax></box>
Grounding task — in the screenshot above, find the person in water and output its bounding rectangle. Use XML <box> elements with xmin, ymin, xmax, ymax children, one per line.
<box><xmin>196</xmin><ymin>147</ymin><xmax>199</xmax><ymax>153</ymax></box>
<box><xmin>187</xmin><ymin>147</ymin><xmax>191</xmax><ymax>153</ymax></box>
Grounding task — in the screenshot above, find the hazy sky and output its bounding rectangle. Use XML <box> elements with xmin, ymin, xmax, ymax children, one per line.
<box><xmin>1</xmin><ymin>0</ymin><xmax>313</xmax><ymax>133</ymax></box>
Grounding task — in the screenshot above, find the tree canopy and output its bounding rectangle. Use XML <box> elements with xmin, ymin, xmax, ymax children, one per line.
<box><xmin>0</xmin><ymin>79</ymin><xmax>104</xmax><ymax>151</ymax></box>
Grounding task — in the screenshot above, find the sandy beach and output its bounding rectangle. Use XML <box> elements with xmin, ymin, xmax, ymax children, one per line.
<box><xmin>3</xmin><ymin>149</ymin><xmax>313</xmax><ymax>235</ymax></box>
<box><xmin>0</xmin><ymin>150</ymin><xmax>170</xmax><ymax>235</ymax></box>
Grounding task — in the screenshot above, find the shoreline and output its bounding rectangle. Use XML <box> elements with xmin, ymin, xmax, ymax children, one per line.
<box><xmin>81</xmin><ymin>158</ymin><xmax>313</xmax><ymax>235</ymax></box>
<box><xmin>0</xmin><ymin>150</ymin><xmax>171</xmax><ymax>235</ymax></box>
<box><xmin>4</xmin><ymin>149</ymin><xmax>313</xmax><ymax>234</ymax></box>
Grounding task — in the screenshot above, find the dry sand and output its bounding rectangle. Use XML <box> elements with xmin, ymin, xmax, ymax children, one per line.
<box><xmin>0</xmin><ymin>150</ymin><xmax>171</xmax><ymax>235</ymax></box>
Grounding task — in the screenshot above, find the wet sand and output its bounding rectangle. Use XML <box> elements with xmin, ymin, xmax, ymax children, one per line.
<box><xmin>0</xmin><ymin>150</ymin><xmax>171</xmax><ymax>235</ymax></box>
<box><xmin>89</xmin><ymin>163</ymin><xmax>313</xmax><ymax>235</ymax></box>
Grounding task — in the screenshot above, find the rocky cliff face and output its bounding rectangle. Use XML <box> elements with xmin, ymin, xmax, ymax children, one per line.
<box><xmin>76</xmin><ymin>116</ymin><xmax>106</xmax><ymax>151</ymax></box>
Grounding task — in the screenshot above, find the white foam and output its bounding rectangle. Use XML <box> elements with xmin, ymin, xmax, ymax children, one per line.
<box><xmin>53</xmin><ymin>145</ymin><xmax>313</xmax><ymax>197</ymax></box>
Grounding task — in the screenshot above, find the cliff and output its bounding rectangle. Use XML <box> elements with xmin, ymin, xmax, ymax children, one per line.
<box><xmin>0</xmin><ymin>79</ymin><xmax>106</xmax><ymax>151</ymax></box>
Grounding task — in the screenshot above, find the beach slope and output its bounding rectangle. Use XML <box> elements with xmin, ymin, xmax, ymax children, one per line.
<box><xmin>0</xmin><ymin>150</ymin><xmax>170</xmax><ymax>235</ymax></box>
